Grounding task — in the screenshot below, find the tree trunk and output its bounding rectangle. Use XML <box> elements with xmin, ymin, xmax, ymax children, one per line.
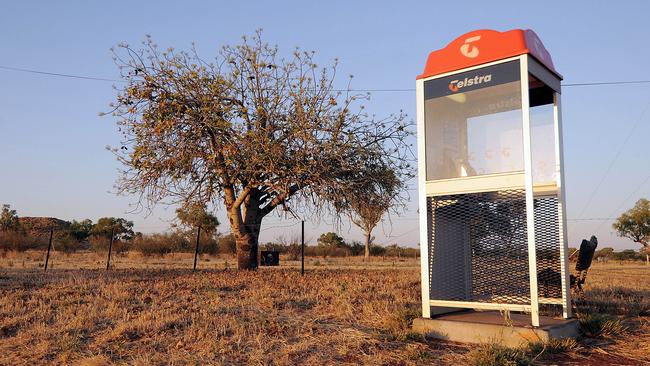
<box><xmin>235</xmin><ymin>231</ymin><xmax>259</xmax><ymax>270</ymax></box>
<box><xmin>646</xmin><ymin>253</ymin><xmax>649</xmax><ymax>266</ymax></box>
<box><xmin>364</xmin><ymin>230</ymin><xmax>371</xmax><ymax>261</ymax></box>
<box><xmin>227</xmin><ymin>190</ymin><xmax>264</xmax><ymax>270</ymax></box>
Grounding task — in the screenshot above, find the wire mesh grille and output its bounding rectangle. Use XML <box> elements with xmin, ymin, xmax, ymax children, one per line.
<box><xmin>427</xmin><ymin>190</ymin><xmax>562</xmax><ymax>305</ymax></box>
<box><xmin>534</xmin><ymin>196</ymin><xmax>562</xmax><ymax>300</ymax></box>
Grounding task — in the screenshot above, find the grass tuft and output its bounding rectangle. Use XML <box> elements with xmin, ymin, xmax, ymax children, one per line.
<box><xmin>578</xmin><ymin>313</ymin><xmax>626</xmax><ymax>338</ymax></box>
<box><xmin>467</xmin><ymin>343</ymin><xmax>531</xmax><ymax>366</ymax></box>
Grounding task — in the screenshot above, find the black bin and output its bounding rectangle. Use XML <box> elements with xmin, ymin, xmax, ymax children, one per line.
<box><xmin>260</xmin><ymin>251</ymin><xmax>280</xmax><ymax>266</ymax></box>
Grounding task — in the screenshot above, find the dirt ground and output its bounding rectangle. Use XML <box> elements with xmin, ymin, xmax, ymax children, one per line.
<box><xmin>1</xmin><ymin>252</ymin><xmax>649</xmax><ymax>365</ymax></box>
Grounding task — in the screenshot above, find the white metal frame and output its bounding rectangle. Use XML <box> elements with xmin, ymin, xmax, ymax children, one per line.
<box><xmin>416</xmin><ymin>78</ymin><xmax>430</xmax><ymax>318</ymax></box>
<box><xmin>554</xmin><ymin>85</ymin><xmax>573</xmax><ymax>319</ymax></box>
<box><xmin>417</xmin><ymin>54</ymin><xmax>571</xmax><ymax>326</ymax></box>
<box><xmin>520</xmin><ymin>55</ymin><xmax>541</xmax><ymax>326</ymax></box>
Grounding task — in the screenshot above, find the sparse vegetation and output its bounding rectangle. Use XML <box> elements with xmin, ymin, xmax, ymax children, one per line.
<box><xmin>0</xmin><ymin>258</ymin><xmax>649</xmax><ymax>364</ymax></box>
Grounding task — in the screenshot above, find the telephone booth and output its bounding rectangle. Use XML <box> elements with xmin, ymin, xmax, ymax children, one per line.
<box><xmin>416</xmin><ymin>29</ymin><xmax>571</xmax><ymax>327</ymax></box>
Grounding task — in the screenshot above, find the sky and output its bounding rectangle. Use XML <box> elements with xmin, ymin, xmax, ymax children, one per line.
<box><xmin>1</xmin><ymin>1</ymin><xmax>650</xmax><ymax>250</ymax></box>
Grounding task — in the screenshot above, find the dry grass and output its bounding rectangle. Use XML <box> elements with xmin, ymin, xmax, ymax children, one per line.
<box><xmin>1</xmin><ymin>253</ymin><xmax>649</xmax><ymax>365</ymax></box>
<box><xmin>0</xmin><ymin>249</ymin><xmax>420</xmax><ymax>271</ymax></box>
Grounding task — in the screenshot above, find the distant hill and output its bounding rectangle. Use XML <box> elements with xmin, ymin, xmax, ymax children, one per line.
<box><xmin>18</xmin><ymin>217</ymin><xmax>70</xmax><ymax>237</ymax></box>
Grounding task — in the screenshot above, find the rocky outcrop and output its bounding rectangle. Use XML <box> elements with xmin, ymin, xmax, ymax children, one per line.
<box><xmin>18</xmin><ymin>217</ymin><xmax>70</xmax><ymax>237</ymax></box>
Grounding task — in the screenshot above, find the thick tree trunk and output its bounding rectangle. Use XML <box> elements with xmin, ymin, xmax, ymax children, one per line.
<box><xmin>226</xmin><ymin>189</ymin><xmax>263</xmax><ymax>270</ymax></box>
<box><xmin>364</xmin><ymin>230</ymin><xmax>371</xmax><ymax>261</ymax></box>
<box><xmin>235</xmin><ymin>231</ymin><xmax>259</xmax><ymax>270</ymax></box>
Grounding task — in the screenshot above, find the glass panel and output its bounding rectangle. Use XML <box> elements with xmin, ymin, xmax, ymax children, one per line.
<box><xmin>424</xmin><ymin>61</ymin><xmax>522</xmax><ymax>181</ymax></box>
<box><xmin>529</xmin><ymin>75</ymin><xmax>557</xmax><ymax>185</ymax></box>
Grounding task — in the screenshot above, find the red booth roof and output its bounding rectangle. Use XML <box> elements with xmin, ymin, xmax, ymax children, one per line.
<box><xmin>417</xmin><ymin>29</ymin><xmax>561</xmax><ymax>80</ymax></box>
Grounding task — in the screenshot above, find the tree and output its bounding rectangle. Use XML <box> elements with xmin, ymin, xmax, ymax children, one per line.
<box><xmin>341</xmin><ymin>166</ymin><xmax>403</xmax><ymax>260</ymax></box>
<box><xmin>107</xmin><ymin>31</ymin><xmax>412</xmax><ymax>269</ymax></box>
<box><xmin>0</xmin><ymin>204</ymin><xmax>21</xmax><ymax>232</ymax></box>
<box><xmin>175</xmin><ymin>203</ymin><xmax>220</xmax><ymax>238</ymax></box>
<box><xmin>318</xmin><ymin>232</ymin><xmax>346</xmax><ymax>248</ymax></box>
<box><xmin>317</xmin><ymin>232</ymin><xmax>348</xmax><ymax>257</ymax></box>
<box><xmin>91</xmin><ymin>217</ymin><xmax>135</xmax><ymax>241</ymax></box>
<box><xmin>594</xmin><ymin>247</ymin><xmax>614</xmax><ymax>260</ymax></box>
<box><xmin>613</xmin><ymin>198</ymin><xmax>650</xmax><ymax>265</ymax></box>
<box><xmin>68</xmin><ymin>219</ymin><xmax>94</xmax><ymax>242</ymax></box>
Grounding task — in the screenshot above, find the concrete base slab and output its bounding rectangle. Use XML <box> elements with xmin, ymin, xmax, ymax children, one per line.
<box><xmin>412</xmin><ymin>311</ymin><xmax>579</xmax><ymax>347</ymax></box>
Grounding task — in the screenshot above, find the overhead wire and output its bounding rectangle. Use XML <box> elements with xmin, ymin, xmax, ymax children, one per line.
<box><xmin>4</xmin><ymin>64</ymin><xmax>650</xmax><ymax>234</ymax></box>
<box><xmin>575</xmin><ymin>98</ymin><xmax>650</xmax><ymax>219</ymax></box>
<box><xmin>3</xmin><ymin>64</ymin><xmax>650</xmax><ymax>89</ymax></box>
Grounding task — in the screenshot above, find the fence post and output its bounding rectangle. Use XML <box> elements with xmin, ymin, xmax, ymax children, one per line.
<box><xmin>193</xmin><ymin>226</ymin><xmax>201</xmax><ymax>271</ymax></box>
<box><xmin>301</xmin><ymin>220</ymin><xmax>305</xmax><ymax>276</ymax></box>
<box><xmin>106</xmin><ymin>227</ymin><xmax>114</xmax><ymax>270</ymax></box>
<box><xmin>44</xmin><ymin>229</ymin><xmax>53</xmax><ymax>271</ymax></box>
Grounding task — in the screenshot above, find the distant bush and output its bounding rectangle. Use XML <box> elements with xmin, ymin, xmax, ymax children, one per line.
<box><xmin>261</xmin><ymin>242</ymin><xmax>287</xmax><ymax>253</ymax></box>
<box><xmin>286</xmin><ymin>243</ymin><xmax>301</xmax><ymax>260</ymax></box>
<box><xmin>347</xmin><ymin>241</ymin><xmax>365</xmax><ymax>256</ymax></box>
<box><xmin>0</xmin><ymin>231</ymin><xmax>47</xmax><ymax>251</ymax></box>
<box><xmin>611</xmin><ymin>249</ymin><xmax>644</xmax><ymax>261</ymax></box>
<box><xmin>52</xmin><ymin>233</ymin><xmax>83</xmax><ymax>253</ymax></box>
<box><xmin>199</xmin><ymin>237</ymin><xmax>219</xmax><ymax>255</ymax></box>
<box><xmin>369</xmin><ymin>244</ymin><xmax>386</xmax><ymax>256</ymax></box>
<box><xmin>383</xmin><ymin>244</ymin><xmax>419</xmax><ymax>258</ymax></box>
<box><xmin>90</xmin><ymin>236</ymin><xmax>129</xmax><ymax>253</ymax></box>
<box><xmin>131</xmin><ymin>234</ymin><xmax>176</xmax><ymax>256</ymax></box>
<box><xmin>218</xmin><ymin>234</ymin><xmax>237</xmax><ymax>254</ymax></box>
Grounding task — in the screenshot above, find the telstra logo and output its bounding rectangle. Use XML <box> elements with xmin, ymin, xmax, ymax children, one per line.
<box><xmin>448</xmin><ymin>74</ymin><xmax>493</xmax><ymax>92</ymax></box>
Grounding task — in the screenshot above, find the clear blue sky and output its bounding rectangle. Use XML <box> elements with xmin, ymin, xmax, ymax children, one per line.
<box><xmin>1</xmin><ymin>1</ymin><xmax>649</xmax><ymax>249</ymax></box>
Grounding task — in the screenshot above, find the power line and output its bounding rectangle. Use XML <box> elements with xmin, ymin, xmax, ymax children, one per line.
<box><xmin>575</xmin><ymin>99</ymin><xmax>650</xmax><ymax>218</ymax></box>
<box><xmin>3</xmin><ymin>64</ymin><xmax>650</xmax><ymax>90</ymax></box>
<box><xmin>563</xmin><ymin>80</ymin><xmax>650</xmax><ymax>87</ymax></box>
<box><xmin>0</xmin><ymin>65</ymin><xmax>122</xmax><ymax>82</ymax></box>
<box><xmin>591</xmin><ymin>172</ymin><xmax>650</xmax><ymax>233</ymax></box>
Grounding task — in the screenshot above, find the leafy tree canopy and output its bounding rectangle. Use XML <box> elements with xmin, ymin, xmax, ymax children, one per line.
<box><xmin>68</xmin><ymin>219</ymin><xmax>94</xmax><ymax>242</ymax></box>
<box><xmin>317</xmin><ymin>232</ymin><xmax>346</xmax><ymax>248</ymax></box>
<box><xmin>0</xmin><ymin>204</ymin><xmax>21</xmax><ymax>232</ymax></box>
<box><xmin>613</xmin><ymin>198</ymin><xmax>650</xmax><ymax>248</ymax></box>
<box><xmin>175</xmin><ymin>203</ymin><xmax>220</xmax><ymax>235</ymax></box>
<box><xmin>106</xmin><ymin>31</ymin><xmax>412</xmax><ymax>269</ymax></box>
<box><xmin>91</xmin><ymin>217</ymin><xmax>135</xmax><ymax>241</ymax></box>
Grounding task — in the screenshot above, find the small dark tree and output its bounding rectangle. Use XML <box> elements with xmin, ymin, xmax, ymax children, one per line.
<box><xmin>613</xmin><ymin>198</ymin><xmax>650</xmax><ymax>265</ymax></box>
<box><xmin>68</xmin><ymin>219</ymin><xmax>94</xmax><ymax>242</ymax></box>
<box><xmin>106</xmin><ymin>31</ymin><xmax>412</xmax><ymax>269</ymax></box>
<box><xmin>317</xmin><ymin>232</ymin><xmax>348</xmax><ymax>257</ymax></box>
<box><xmin>175</xmin><ymin>203</ymin><xmax>220</xmax><ymax>239</ymax></box>
<box><xmin>340</xmin><ymin>167</ymin><xmax>403</xmax><ymax>260</ymax></box>
<box><xmin>318</xmin><ymin>232</ymin><xmax>346</xmax><ymax>247</ymax></box>
<box><xmin>91</xmin><ymin>217</ymin><xmax>135</xmax><ymax>241</ymax></box>
<box><xmin>594</xmin><ymin>247</ymin><xmax>614</xmax><ymax>260</ymax></box>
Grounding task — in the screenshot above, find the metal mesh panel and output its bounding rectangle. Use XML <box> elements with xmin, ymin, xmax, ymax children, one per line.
<box><xmin>427</xmin><ymin>191</ymin><xmax>563</xmax><ymax>306</ymax></box>
<box><xmin>534</xmin><ymin>196</ymin><xmax>562</xmax><ymax>300</ymax></box>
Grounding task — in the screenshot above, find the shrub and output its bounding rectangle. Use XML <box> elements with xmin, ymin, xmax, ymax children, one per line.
<box><xmin>369</xmin><ymin>244</ymin><xmax>386</xmax><ymax>256</ymax></box>
<box><xmin>578</xmin><ymin>313</ymin><xmax>626</xmax><ymax>338</ymax></box>
<box><xmin>528</xmin><ymin>338</ymin><xmax>581</xmax><ymax>355</ymax></box>
<box><xmin>467</xmin><ymin>344</ymin><xmax>531</xmax><ymax>366</ymax></box>
<box><xmin>53</xmin><ymin>233</ymin><xmax>82</xmax><ymax>253</ymax></box>
<box><xmin>132</xmin><ymin>235</ymin><xmax>173</xmax><ymax>256</ymax></box>
<box><xmin>199</xmin><ymin>238</ymin><xmax>219</xmax><ymax>255</ymax></box>
<box><xmin>0</xmin><ymin>231</ymin><xmax>47</xmax><ymax>251</ymax></box>
<box><xmin>261</xmin><ymin>242</ymin><xmax>287</xmax><ymax>253</ymax></box>
<box><xmin>90</xmin><ymin>236</ymin><xmax>129</xmax><ymax>253</ymax></box>
<box><xmin>383</xmin><ymin>244</ymin><xmax>419</xmax><ymax>258</ymax></box>
<box><xmin>286</xmin><ymin>243</ymin><xmax>301</xmax><ymax>260</ymax></box>
<box><xmin>218</xmin><ymin>234</ymin><xmax>237</xmax><ymax>254</ymax></box>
